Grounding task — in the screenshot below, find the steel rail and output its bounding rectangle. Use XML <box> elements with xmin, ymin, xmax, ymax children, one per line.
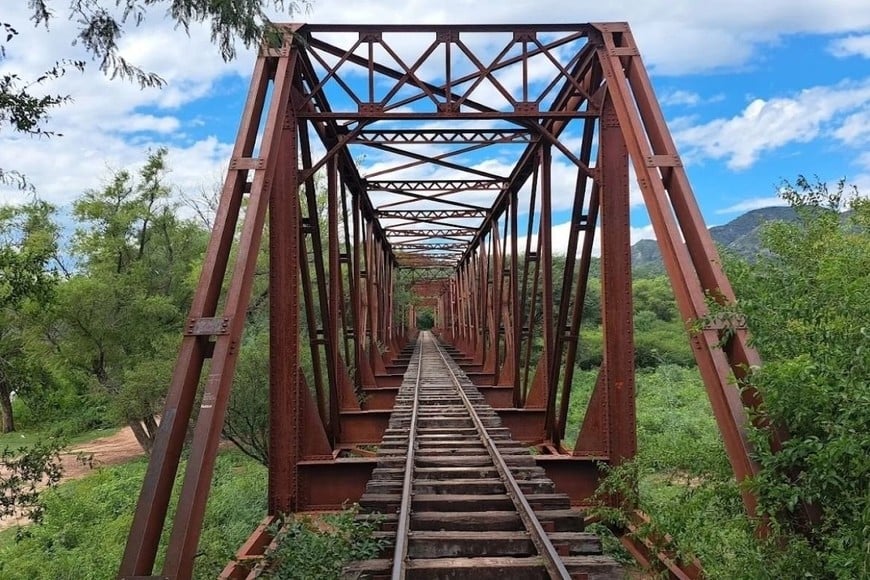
<box><xmin>430</xmin><ymin>334</ymin><xmax>572</xmax><ymax>580</ymax></box>
<box><xmin>390</xmin><ymin>333</ymin><xmax>425</xmax><ymax>579</ymax></box>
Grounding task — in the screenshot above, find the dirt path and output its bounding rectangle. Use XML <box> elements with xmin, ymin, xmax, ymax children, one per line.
<box><xmin>0</xmin><ymin>427</ymin><xmax>145</xmax><ymax>531</ymax></box>
<box><xmin>63</xmin><ymin>426</ymin><xmax>145</xmax><ymax>478</ymax></box>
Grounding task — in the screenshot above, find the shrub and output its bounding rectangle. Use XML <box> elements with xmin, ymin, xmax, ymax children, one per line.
<box><xmin>262</xmin><ymin>507</ymin><xmax>387</xmax><ymax>579</ymax></box>
<box><xmin>722</xmin><ymin>180</ymin><xmax>870</xmax><ymax>578</ymax></box>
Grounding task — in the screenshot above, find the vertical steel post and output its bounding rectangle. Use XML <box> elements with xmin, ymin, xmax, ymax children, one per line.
<box><xmin>594</xmin><ymin>24</ymin><xmax>764</xmax><ymax>515</ymax></box>
<box><xmin>352</xmin><ymin>194</ymin><xmax>369</xmax><ymax>386</ymax></box>
<box><xmin>327</xmin><ymin>157</ymin><xmax>342</xmax><ymax>428</ymax></box>
<box><xmin>510</xmin><ymin>191</ymin><xmax>521</xmax><ymax>403</ymax></box>
<box><xmin>268</xmin><ymin>83</ymin><xmax>301</xmax><ymax>515</ymax></box>
<box><xmin>598</xmin><ymin>93</ymin><xmax>636</xmax><ymax>464</ymax></box>
<box><xmin>539</xmin><ymin>145</ymin><xmax>555</xmax><ymax>433</ymax></box>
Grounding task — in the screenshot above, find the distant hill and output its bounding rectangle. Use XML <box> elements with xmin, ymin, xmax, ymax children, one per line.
<box><xmin>631</xmin><ymin>206</ymin><xmax>799</xmax><ymax>272</ymax></box>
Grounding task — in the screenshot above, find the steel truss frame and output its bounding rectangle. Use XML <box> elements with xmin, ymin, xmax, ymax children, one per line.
<box><xmin>119</xmin><ymin>22</ymin><xmax>777</xmax><ymax>579</ymax></box>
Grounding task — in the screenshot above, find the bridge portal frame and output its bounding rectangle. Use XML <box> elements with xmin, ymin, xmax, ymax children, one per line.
<box><xmin>117</xmin><ymin>23</ymin><xmax>777</xmax><ymax>579</ymax></box>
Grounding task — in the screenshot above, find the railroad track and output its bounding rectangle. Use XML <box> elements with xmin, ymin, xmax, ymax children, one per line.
<box><xmin>342</xmin><ymin>331</ymin><xmax>622</xmax><ymax>579</ymax></box>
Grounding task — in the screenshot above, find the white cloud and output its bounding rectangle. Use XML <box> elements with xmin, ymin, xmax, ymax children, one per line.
<box><xmin>4</xmin><ymin>0</ymin><xmax>870</xmax><ymax>210</ymax></box>
<box><xmin>1</xmin><ymin>132</ymin><xmax>233</xmax><ymax>207</ymax></box>
<box><xmin>834</xmin><ymin>110</ymin><xmax>870</xmax><ymax>144</ymax></box>
<box><xmin>0</xmin><ymin>5</ymin><xmax>253</xmax><ymax>205</ymax></box>
<box><xmin>303</xmin><ymin>0</ymin><xmax>870</xmax><ymax>75</ymax></box>
<box><xmin>659</xmin><ymin>90</ymin><xmax>725</xmax><ymax>108</ymax></box>
<box><xmin>829</xmin><ymin>34</ymin><xmax>870</xmax><ymax>58</ymax></box>
<box><xmin>675</xmin><ymin>80</ymin><xmax>870</xmax><ymax>170</ymax></box>
<box><xmin>113</xmin><ymin>114</ymin><xmax>182</xmax><ymax>134</ymax></box>
<box><xmin>850</xmin><ymin>152</ymin><xmax>870</xmax><ymax>194</ymax></box>
<box><xmin>660</xmin><ymin>90</ymin><xmax>702</xmax><ymax>107</ymax></box>
<box><xmin>716</xmin><ymin>196</ymin><xmax>788</xmax><ymax>214</ymax></box>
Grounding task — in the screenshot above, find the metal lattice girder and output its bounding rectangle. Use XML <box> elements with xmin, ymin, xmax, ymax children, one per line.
<box><xmin>354</xmin><ymin>128</ymin><xmax>535</xmax><ymax>144</ymax></box>
<box><xmin>396</xmin><ymin>246</ymin><xmax>466</xmax><ymax>255</ymax></box>
<box><xmin>398</xmin><ymin>252</ymin><xmax>461</xmax><ymax>261</ymax></box>
<box><xmin>392</xmin><ymin>242</ymin><xmax>467</xmax><ymax>250</ymax></box>
<box><xmin>385</xmin><ymin>227</ymin><xmax>477</xmax><ymax>237</ymax></box>
<box><xmin>368</xmin><ymin>179</ymin><xmax>506</xmax><ymax>192</ymax></box>
<box><xmin>399</xmin><ymin>261</ymin><xmax>460</xmax><ymax>268</ymax></box>
<box><xmin>377</xmin><ymin>209</ymin><xmax>487</xmax><ymax>219</ymax></box>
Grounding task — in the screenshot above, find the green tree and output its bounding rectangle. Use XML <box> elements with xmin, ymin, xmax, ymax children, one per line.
<box><xmin>723</xmin><ymin>177</ymin><xmax>870</xmax><ymax>578</ymax></box>
<box><xmin>632</xmin><ymin>276</ymin><xmax>678</xmax><ymax>323</ymax></box>
<box><xmin>2</xmin><ymin>1</ymin><xmax>312</xmax><ymax>186</ymax></box>
<box><xmin>224</xmin><ymin>328</ymin><xmax>270</xmax><ymax>465</ymax></box>
<box><xmin>416</xmin><ymin>309</ymin><xmax>434</xmax><ymax>330</ymax></box>
<box><xmin>38</xmin><ymin>149</ymin><xmax>207</xmax><ymax>452</ymax></box>
<box><xmin>0</xmin><ymin>200</ymin><xmax>59</xmax><ymax>432</ymax></box>
<box><xmin>0</xmin><ymin>440</ymin><xmax>64</xmax><ymax>525</ymax></box>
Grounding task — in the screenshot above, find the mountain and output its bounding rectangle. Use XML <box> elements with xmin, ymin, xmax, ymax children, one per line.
<box><xmin>631</xmin><ymin>206</ymin><xmax>799</xmax><ymax>272</ymax></box>
<box><xmin>708</xmin><ymin>206</ymin><xmax>798</xmax><ymax>255</ymax></box>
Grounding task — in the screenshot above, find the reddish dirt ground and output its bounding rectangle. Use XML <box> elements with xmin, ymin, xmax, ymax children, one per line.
<box><xmin>63</xmin><ymin>426</ymin><xmax>144</xmax><ymax>478</ymax></box>
<box><xmin>0</xmin><ymin>427</ymin><xmax>144</xmax><ymax>531</ymax></box>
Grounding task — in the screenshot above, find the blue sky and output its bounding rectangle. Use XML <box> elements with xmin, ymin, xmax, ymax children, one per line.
<box><xmin>1</xmin><ymin>1</ymin><xmax>869</xmax><ymax>249</ymax></box>
<box><xmin>656</xmin><ymin>35</ymin><xmax>870</xmax><ymax>215</ymax></box>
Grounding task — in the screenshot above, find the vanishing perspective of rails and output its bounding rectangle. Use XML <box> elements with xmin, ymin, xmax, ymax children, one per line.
<box><xmin>343</xmin><ymin>332</ymin><xmax>620</xmax><ymax>578</ymax></box>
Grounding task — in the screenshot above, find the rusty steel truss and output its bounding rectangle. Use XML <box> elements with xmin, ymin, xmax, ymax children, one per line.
<box><xmin>119</xmin><ymin>23</ymin><xmax>775</xmax><ymax>579</ymax></box>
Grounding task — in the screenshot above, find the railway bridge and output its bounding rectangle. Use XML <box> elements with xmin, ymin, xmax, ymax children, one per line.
<box><xmin>118</xmin><ymin>22</ymin><xmax>773</xmax><ymax>579</ymax></box>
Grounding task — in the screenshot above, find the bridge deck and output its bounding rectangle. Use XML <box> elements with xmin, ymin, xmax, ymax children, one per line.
<box><xmin>342</xmin><ymin>332</ymin><xmax>622</xmax><ymax>579</ymax></box>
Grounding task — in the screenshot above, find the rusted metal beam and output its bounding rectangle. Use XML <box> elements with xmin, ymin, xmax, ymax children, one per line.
<box><xmin>457</xmin><ymin>42</ymin><xmax>599</xmax><ymax>265</ymax></box>
<box><xmin>369</xmin><ymin>179</ymin><xmax>505</xmax><ymax>192</ymax></box>
<box><xmin>301</xmin><ymin>23</ymin><xmax>594</xmax><ymax>34</ymax></box>
<box><xmin>160</xmin><ymin>51</ymin><xmax>299</xmax><ymax>580</ymax></box>
<box><xmin>392</xmin><ymin>242</ymin><xmax>466</xmax><ymax>251</ymax></box>
<box><xmin>598</xmin><ymin>92</ymin><xmax>636</xmax><ymax>465</ymax></box>
<box><xmin>375</xmin><ymin>190</ymin><xmax>489</xmax><ymax>212</ymax></box>
<box><xmin>385</xmin><ymin>227</ymin><xmax>476</xmax><ymax>237</ymax></box>
<box><xmin>117</xmin><ymin>46</ymin><xmax>277</xmax><ymax>580</ymax></box>
<box><xmin>592</xmin><ymin>23</ymin><xmax>762</xmax><ymax>516</ymax></box>
<box><xmin>354</xmin><ymin>128</ymin><xmax>534</xmax><ymax>144</ymax></box>
<box><xmin>377</xmin><ymin>209</ymin><xmax>487</xmax><ymax>219</ymax></box>
<box><xmin>268</xmin><ymin>70</ymin><xmax>302</xmax><ymax>516</ymax></box>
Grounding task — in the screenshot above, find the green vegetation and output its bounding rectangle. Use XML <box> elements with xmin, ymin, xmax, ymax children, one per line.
<box><xmin>416</xmin><ymin>309</ymin><xmax>435</xmax><ymax>330</ymax></box>
<box><xmin>569</xmin><ymin>177</ymin><xmax>869</xmax><ymax>579</ymax></box>
<box><xmin>0</xmin><ymin>426</ymin><xmax>120</xmax><ymax>453</ymax></box>
<box><xmin>262</xmin><ymin>508</ymin><xmax>387</xmax><ymax>579</ymax></box>
<box><xmin>0</xmin><ymin>200</ymin><xmax>59</xmax><ymax>433</ymax></box>
<box><xmin>0</xmin><ymin>150</ymin><xmax>210</xmax><ymax>453</ymax></box>
<box><xmin>0</xmin><ymin>450</ymin><xmax>267</xmax><ymax>580</ymax></box>
<box><xmin>36</xmin><ymin>149</ymin><xmax>208</xmax><ymax>452</ymax></box>
<box><xmin>570</xmin><ymin>274</ymin><xmax>693</xmax><ymax>369</ymax></box>
<box><xmin>0</xmin><ymin>440</ymin><xmax>63</xmax><ymax>525</ymax></box>
<box><xmin>726</xmin><ymin>178</ymin><xmax>869</xmax><ymax>578</ymax></box>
